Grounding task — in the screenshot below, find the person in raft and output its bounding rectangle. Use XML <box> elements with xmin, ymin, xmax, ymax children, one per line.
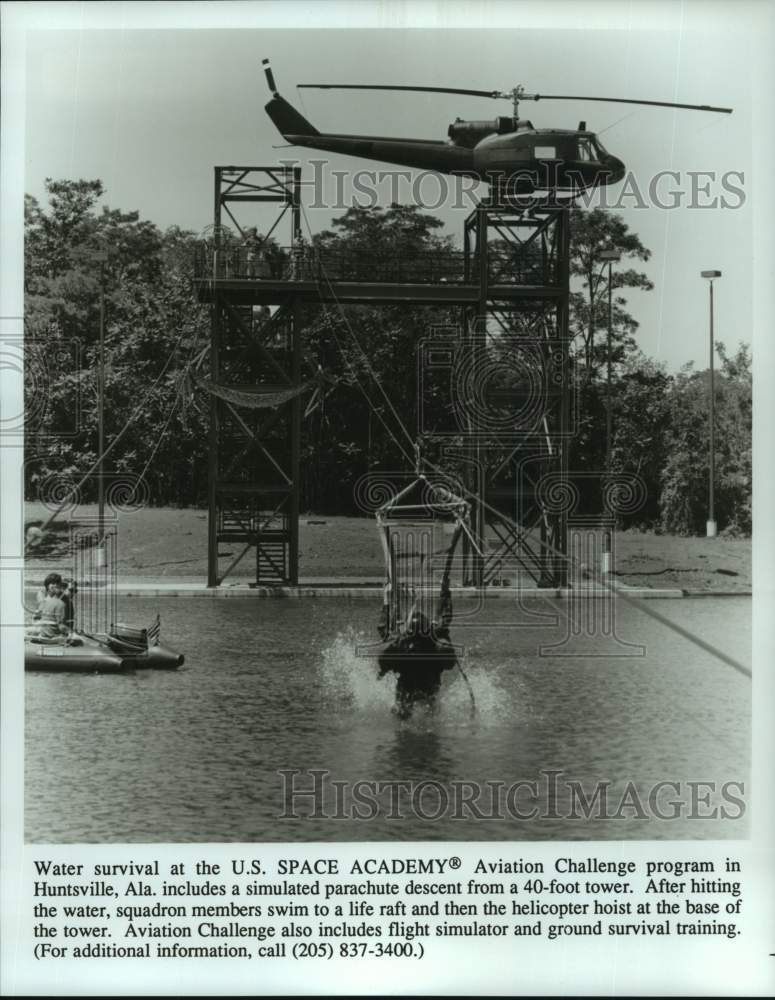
<box><xmin>34</xmin><ymin>573</ymin><xmax>77</xmax><ymax>630</ymax></box>
<box><xmin>29</xmin><ymin>575</ymin><xmax>70</xmax><ymax>640</ymax></box>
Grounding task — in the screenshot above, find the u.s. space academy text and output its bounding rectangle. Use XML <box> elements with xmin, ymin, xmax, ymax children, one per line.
<box><xmin>30</xmin><ymin>852</ymin><xmax>746</xmax><ymax>962</ymax></box>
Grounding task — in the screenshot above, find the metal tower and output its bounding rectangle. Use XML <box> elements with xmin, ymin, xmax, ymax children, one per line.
<box><xmin>201</xmin><ymin>166</ymin><xmax>302</xmax><ymax>586</ymax></box>
<box><xmin>460</xmin><ymin>199</ymin><xmax>572</xmax><ymax>588</ymax></box>
<box><xmin>196</xmin><ymin>167</ymin><xmax>572</xmax><ymax>588</ymax></box>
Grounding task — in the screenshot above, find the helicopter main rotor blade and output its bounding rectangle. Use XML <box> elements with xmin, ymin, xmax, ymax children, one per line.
<box><xmin>523</xmin><ymin>94</ymin><xmax>733</xmax><ymax>114</ymax></box>
<box><xmin>299</xmin><ymin>82</ymin><xmax>732</xmax><ymax>114</ymax></box>
<box><xmin>298</xmin><ymin>83</ymin><xmax>502</xmax><ymax>98</ymax></box>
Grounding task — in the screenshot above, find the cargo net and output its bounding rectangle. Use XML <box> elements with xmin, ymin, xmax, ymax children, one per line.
<box><xmin>376</xmin><ymin>476</ymin><xmax>470</xmax><ymax>642</ymax></box>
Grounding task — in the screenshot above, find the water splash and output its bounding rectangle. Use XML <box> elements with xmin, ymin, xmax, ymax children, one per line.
<box><xmin>318</xmin><ymin>627</ymin><xmax>396</xmax><ymax>713</ymax></box>
<box><xmin>318</xmin><ymin>628</ymin><xmax>529</xmax><ymax>727</ymax></box>
<box><xmin>442</xmin><ymin>654</ymin><xmax>529</xmax><ymax>725</ymax></box>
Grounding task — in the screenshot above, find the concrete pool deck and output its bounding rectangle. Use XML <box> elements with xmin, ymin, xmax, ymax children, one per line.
<box><xmin>22</xmin><ymin>575</ymin><xmax>751</xmax><ymax>599</ymax></box>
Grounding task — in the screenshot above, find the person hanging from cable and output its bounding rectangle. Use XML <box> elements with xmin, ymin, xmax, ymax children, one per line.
<box><xmin>374</xmin><ymin>472</ymin><xmax>469</xmax><ymax>718</ymax></box>
<box><xmin>435</xmin><ymin>579</ymin><xmax>453</xmax><ymax>642</ymax></box>
<box><xmin>377</xmin><ymin>608</ymin><xmax>457</xmax><ymax>719</ymax></box>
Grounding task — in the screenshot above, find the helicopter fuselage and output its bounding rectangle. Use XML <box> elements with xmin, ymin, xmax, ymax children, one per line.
<box><xmin>471</xmin><ymin>127</ymin><xmax>625</xmax><ymax>189</ymax></box>
<box><xmin>266</xmin><ymin>93</ymin><xmax>625</xmax><ymax>191</ymax></box>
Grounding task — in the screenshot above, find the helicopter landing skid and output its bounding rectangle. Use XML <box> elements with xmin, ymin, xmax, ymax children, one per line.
<box><xmin>482</xmin><ymin>187</ymin><xmax>586</xmax><ymax>211</ymax></box>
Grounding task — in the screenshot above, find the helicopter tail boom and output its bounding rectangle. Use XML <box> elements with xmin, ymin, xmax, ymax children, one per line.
<box><xmin>265</xmin><ymin>94</ymin><xmax>320</xmax><ymax>138</ymax></box>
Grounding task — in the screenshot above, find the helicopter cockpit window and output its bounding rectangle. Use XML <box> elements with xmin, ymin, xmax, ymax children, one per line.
<box><xmin>577</xmin><ymin>138</ymin><xmax>596</xmax><ymax>161</ymax></box>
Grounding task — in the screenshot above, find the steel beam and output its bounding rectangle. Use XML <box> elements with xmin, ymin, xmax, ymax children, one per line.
<box><xmin>208</xmin><ymin>166</ymin><xmax>302</xmax><ymax>587</ymax></box>
<box><xmin>196</xmin><ymin>279</ymin><xmax>563</xmax><ymax>306</ymax></box>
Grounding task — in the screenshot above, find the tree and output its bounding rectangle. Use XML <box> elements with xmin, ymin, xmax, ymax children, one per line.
<box><xmin>568</xmin><ymin>206</ymin><xmax>653</xmax><ymax>381</ymax></box>
<box><xmin>608</xmin><ymin>353</ymin><xmax>671</xmax><ymax>525</ymax></box>
<box><xmin>25</xmin><ymin>183</ymin><xmax>750</xmax><ymax>535</ymax></box>
<box><xmin>301</xmin><ymin>204</ymin><xmax>458</xmax><ymax>511</ymax></box>
<box><xmin>25</xmin><ymin>179</ymin><xmax>210</xmax><ymax>507</ymax></box>
<box><xmin>659</xmin><ymin>342</ymin><xmax>751</xmax><ymax>535</ymax></box>
<box><xmin>25</xmin><ymin>179</ymin><xmax>105</xmax><ymax>284</ymax></box>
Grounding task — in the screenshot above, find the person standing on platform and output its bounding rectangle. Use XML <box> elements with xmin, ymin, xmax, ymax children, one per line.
<box><xmin>244</xmin><ymin>227</ymin><xmax>261</xmax><ymax>278</ymax></box>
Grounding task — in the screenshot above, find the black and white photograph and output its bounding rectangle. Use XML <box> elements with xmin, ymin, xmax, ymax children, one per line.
<box><xmin>2</xmin><ymin>1</ymin><xmax>773</xmax><ymax>995</ymax></box>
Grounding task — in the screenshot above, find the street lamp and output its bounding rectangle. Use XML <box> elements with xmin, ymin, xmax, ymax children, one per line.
<box><xmin>69</xmin><ymin>246</ymin><xmax>110</xmax><ymax>548</ymax></box>
<box><xmin>93</xmin><ymin>250</ymin><xmax>109</xmax><ymax>547</ymax></box>
<box><xmin>600</xmin><ymin>249</ymin><xmax>620</xmax><ymax>574</ymax></box>
<box><xmin>701</xmin><ymin>270</ymin><xmax>722</xmax><ymax>538</ymax></box>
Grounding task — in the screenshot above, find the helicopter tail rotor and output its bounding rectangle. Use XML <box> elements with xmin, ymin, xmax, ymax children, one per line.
<box><xmin>263</xmin><ymin>58</ymin><xmax>320</xmax><ymax>138</ymax></box>
<box><xmin>262</xmin><ymin>58</ymin><xmax>278</xmax><ymax>96</ymax></box>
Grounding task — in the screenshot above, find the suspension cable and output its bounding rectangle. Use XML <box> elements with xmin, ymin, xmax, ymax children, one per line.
<box><xmin>295</xmin><ymin>210</ymin><xmax>750</xmax><ymax>682</ymax></box>
<box><xmin>421</xmin><ymin>452</ymin><xmax>752</xmax><ymax>680</ymax></box>
<box><xmin>26</xmin><ymin>322</ymin><xmax>200</xmax><ymax>549</ymax></box>
<box><xmin>300</xmin><ymin>204</ymin><xmax>418</xmax><ymax>459</ymax></box>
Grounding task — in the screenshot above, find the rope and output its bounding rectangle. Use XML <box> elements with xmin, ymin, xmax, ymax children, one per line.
<box><xmin>26</xmin><ymin>323</ymin><xmax>199</xmax><ymax>551</ymax></box>
<box><xmin>309</xmin><ymin>301</ymin><xmax>414</xmax><ymax>467</ymax></box>
<box><xmin>421</xmin><ymin>453</ymin><xmax>752</xmax><ymax>680</ymax></box>
<box><xmin>299</xmin><ymin>204</ymin><xmax>417</xmax><ymax>464</ymax></box>
<box><xmin>132</xmin><ymin>385</ymin><xmax>183</xmax><ymax>489</ymax></box>
<box><xmin>133</xmin><ymin>314</ymin><xmax>214</xmax><ymax>491</ymax></box>
<box><xmin>295</xmin><ymin>207</ymin><xmax>750</xmax><ymax>684</ymax></box>
<box><xmin>456</xmin><ymin>659</ymin><xmax>477</xmax><ymax>716</ymax></box>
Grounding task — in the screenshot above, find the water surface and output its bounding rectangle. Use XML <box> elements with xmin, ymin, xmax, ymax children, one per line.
<box><xmin>25</xmin><ymin>595</ymin><xmax>750</xmax><ymax>842</ymax></box>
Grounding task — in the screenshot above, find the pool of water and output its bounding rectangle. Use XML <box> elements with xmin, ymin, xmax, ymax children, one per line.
<box><xmin>25</xmin><ymin>595</ymin><xmax>751</xmax><ymax>843</ymax></box>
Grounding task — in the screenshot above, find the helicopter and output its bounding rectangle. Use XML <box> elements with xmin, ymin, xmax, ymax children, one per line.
<box><xmin>262</xmin><ymin>59</ymin><xmax>732</xmax><ymax>194</ymax></box>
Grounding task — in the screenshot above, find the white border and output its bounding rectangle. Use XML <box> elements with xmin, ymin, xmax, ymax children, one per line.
<box><xmin>2</xmin><ymin>1</ymin><xmax>773</xmax><ymax>995</ymax></box>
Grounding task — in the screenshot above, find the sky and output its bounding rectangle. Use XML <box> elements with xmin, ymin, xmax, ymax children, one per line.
<box><xmin>9</xmin><ymin>1</ymin><xmax>762</xmax><ymax>370</ymax></box>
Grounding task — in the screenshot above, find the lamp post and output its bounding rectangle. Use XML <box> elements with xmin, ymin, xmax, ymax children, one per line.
<box><xmin>600</xmin><ymin>250</ymin><xmax>620</xmax><ymax>573</ymax></box>
<box><xmin>94</xmin><ymin>250</ymin><xmax>109</xmax><ymax>546</ymax></box>
<box><xmin>70</xmin><ymin>246</ymin><xmax>110</xmax><ymax>549</ymax></box>
<box><xmin>701</xmin><ymin>270</ymin><xmax>722</xmax><ymax>538</ymax></box>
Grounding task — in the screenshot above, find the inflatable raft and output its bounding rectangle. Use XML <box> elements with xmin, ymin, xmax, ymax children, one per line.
<box><xmin>25</xmin><ymin>623</ymin><xmax>184</xmax><ymax>674</ymax></box>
